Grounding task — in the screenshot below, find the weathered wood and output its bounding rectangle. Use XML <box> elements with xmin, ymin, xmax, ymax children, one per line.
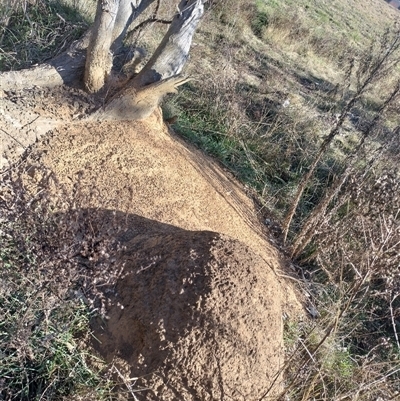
<box><xmin>131</xmin><ymin>0</ymin><xmax>205</xmax><ymax>88</ymax></box>
<box><xmin>93</xmin><ymin>75</ymin><xmax>191</xmax><ymax>120</ymax></box>
<box><xmin>84</xmin><ymin>0</ymin><xmax>120</xmax><ymax>93</ymax></box>
<box><xmin>0</xmin><ymin>35</ymin><xmax>90</xmax><ymax>91</ymax></box>
<box><xmin>0</xmin><ymin>1</ymin><xmax>154</xmax><ymax>92</ymax></box>
<box><xmin>0</xmin><ymin>0</ymin><xmax>204</xmax><ymax>120</ymax></box>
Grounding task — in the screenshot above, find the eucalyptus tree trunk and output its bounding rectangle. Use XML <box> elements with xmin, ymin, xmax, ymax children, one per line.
<box><xmin>101</xmin><ymin>0</ymin><xmax>204</xmax><ymax>119</ymax></box>
<box><xmin>0</xmin><ymin>0</ymin><xmax>206</xmax><ymax>170</ymax></box>
<box><xmin>84</xmin><ymin>0</ymin><xmax>159</xmax><ymax>92</ymax></box>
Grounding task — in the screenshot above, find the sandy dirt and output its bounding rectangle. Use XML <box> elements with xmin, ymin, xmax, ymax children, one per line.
<box><xmin>0</xmin><ymin>86</ymin><xmax>96</xmax><ymax>169</ymax></box>
<box><xmin>1</xmin><ymin>88</ymin><xmax>303</xmax><ymax>399</ymax></box>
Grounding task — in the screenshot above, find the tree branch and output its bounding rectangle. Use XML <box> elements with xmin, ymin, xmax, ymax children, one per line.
<box><xmin>111</xmin><ymin>0</ymin><xmax>157</xmax><ymax>53</ymax></box>
<box><xmin>84</xmin><ymin>0</ymin><xmax>120</xmax><ymax>93</ymax></box>
<box><xmin>131</xmin><ymin>0</ymin><xmax>205</xmax><ymax>88</ymax></box>
<box><xmin>126</xmin><ymin>17</ymin><xmax>172</xmax><ymax>42</ymax></box>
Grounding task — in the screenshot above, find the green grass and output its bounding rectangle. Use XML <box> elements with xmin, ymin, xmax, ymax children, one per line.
<box><xmin>176</xmin><ymin>115</ymin><xmax>265</xmax><ymax>187</ymax></box>
<box><xmin>0</xmin><ymin>290</ymin><xmax>97</xmax><ymax>400</ymax></box>
<box><xmin>0</xmin><ymin>0</ymin><xmax>88</xmax><ymax>70</ymax></box>
<box><xmin>166</xmin><ymin>80</ymin><xmax>343</xmax><ymax>222</ymax></box>
<box><xmin>164</xmin><ymin>87</ymin><xmax>271</xmax><ymax>192</ymax></box>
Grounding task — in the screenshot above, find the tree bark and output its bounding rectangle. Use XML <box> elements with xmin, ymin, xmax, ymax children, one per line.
<box><xmin>131</xmin><ymin>0</ymin><xmax>205</xmax><ymax>88</ymax></box>
<box><xmin>0</xmin><ymin>34</ymin><xmax>90</xmax><ymax>91</ymax></box>
<box><xmin>0</xmin><ymin>1</ymin><xmax>154</xmax><ymax>92</ymax></box>
<box><xmin>84</xmin><ymin>0</ymin><xmax>159</xmax><ymax>93</ymax></box>
<box><xmin>93</xmin><ymin>75</ymin><xmax>191</xmax><ymax>120</ymax></box>
<box><xmin>93</xmin><ymin>0</ymin><xmax>205</xmax><ymax>119</ymax></box>
<box><xmin>84</xmin><ymin>0</ymin><xmax>120</xmax><ymax>93</ymax></box>
<box><xmin>0</xmin><ymin>0</ymin><xmax>204</xmax><ymax>121</ymax></box>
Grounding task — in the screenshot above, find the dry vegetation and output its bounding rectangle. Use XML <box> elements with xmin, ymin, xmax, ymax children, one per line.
<box><xmin>0</xmin><ymin>162</ymin><xmax>122</xmax><ymax>399</ymax></box>
<box><xmin>1</xmin><ymin>0</ymin><xmax>399</xmax><ymax>400</ymax></box>
<box><xmin>169</xmin><ymin>1</ymin><xmax>400</xmax><ymax>399</ymax></box>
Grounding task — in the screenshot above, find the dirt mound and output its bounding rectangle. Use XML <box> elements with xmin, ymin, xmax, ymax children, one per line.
<box><xmin>9</xmin><ymin>105</ymin><xmax>301</xmax><ymax>399</ymax></box>
<box><xmin>91</xmin><ymin>223</ymin><xmax>283</xmax><ymax>400</ymax></box>
<box><xmin>32</xmin><ymin>111</ymin><xmax>285</xmax><ymax>266</ymax></box>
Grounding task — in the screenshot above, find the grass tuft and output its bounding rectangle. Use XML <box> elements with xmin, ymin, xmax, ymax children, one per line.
<box><xmin>0</xmin><ymin>0</ymin><xmax>89</xmax><ymax>71</ymax></box>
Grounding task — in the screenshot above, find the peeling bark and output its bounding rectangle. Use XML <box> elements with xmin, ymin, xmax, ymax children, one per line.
<box><xmin>131</xmin><ymin>0</ymin><xmax>205</xmax><ymax>88</ymax></box>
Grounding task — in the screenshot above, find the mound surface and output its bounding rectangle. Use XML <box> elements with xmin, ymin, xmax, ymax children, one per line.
<box><xmin>7</xmin><ymin>106</ymin><xmax>301</xmax><ymax>398</ymax></box>
<box><xmin>92</xmin><ymin>226</ymin><xmax>283</xmax><ymax>400</ymax></box>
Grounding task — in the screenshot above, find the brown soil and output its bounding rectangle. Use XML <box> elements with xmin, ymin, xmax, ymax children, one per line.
<box><xmin>1</xmin><ymin>88</ymin><xmax>303</xmax><ymax>400</ymax></box>
<box><xmin>0</xmin><ymin>86</ymin><xmax>95</xmax><ymax>168</ymax></box>
<box><xmin>91</xmin><ymin>230</ymin><xmax>285</xmax><ymax>400</ymax></box>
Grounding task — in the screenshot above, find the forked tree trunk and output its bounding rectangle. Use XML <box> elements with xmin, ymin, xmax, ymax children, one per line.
<box><xmin>96</xmin><ymin>0</ymin><xmax>205</xmax><ymax>119</ymax></box>
<box><xmin>0</xmin><ymin>0</ymin><xmax>205</xmax><ymax>170</ymax></box>
<box><xmin>84</xmin><ymin>0</ymin><xmax>204</xmax><ymax>120</ymax></box>
<box><xmin>0</xmin><ymin>1</ymin><xmax>158</xmax><ymax>92</ymax></box>
<box><xmin>0</xmin><ymin>0</ymin><xmax>205</xmax><ymax>120</ymax></box>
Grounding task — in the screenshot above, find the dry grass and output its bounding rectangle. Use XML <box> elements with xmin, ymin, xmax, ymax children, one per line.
<box><xmin>167</xmin><ymin>2</ymin><xmax>400</xmax><ymax>398</ymax></box>
<box><xmin>0</xmin><ymin>159</ymin><xmax>121</xmax><ymax>400</ymax></box>
<box><xmin>0</xmin><ymin>0</ymin><xmax>90</xmax><ymax>70</ymax></box>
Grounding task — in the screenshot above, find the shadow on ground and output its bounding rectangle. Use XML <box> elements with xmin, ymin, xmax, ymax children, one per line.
<box><xmin>64</xmin><ymin>208</ymin><xmax>284</xmax><ymax>400</ymax></box>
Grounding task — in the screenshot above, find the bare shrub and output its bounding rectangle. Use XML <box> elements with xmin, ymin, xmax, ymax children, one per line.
<box><xmin>282</xmin><ymin>28</ymin><xmax>400</xmax><ymax>241</ymax></box>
